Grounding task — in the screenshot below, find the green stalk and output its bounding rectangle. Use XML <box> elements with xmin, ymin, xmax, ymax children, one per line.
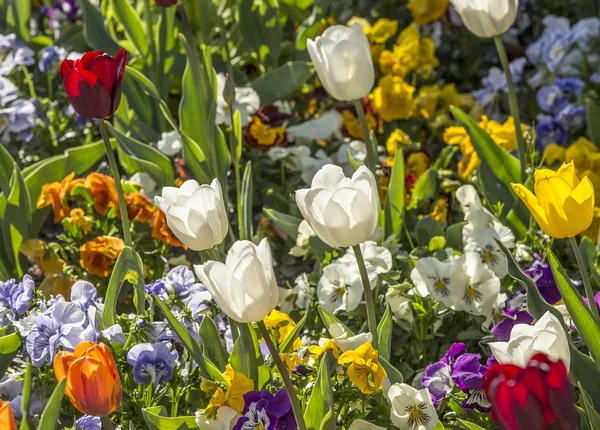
<box><xmin>177</xmin><ymin>4</ymin><xmax>199</xmax><ymax>65</ymax></box>
<box><xmin>257</xmin><ymin>321</ymin><xmax>307</xmax><ymax>430</ymax></box>
<box><xmin>19</xmin><ymin>360</ymin><xmax>32</xmax><ymax>430</ymax></box>
<box><xmin>228</xmin><ymin>107</ymin><xmax>244</xmax><ymax>240</ymax></box>
<box><xmin>352</xmin><ymin>99</ymin><xmax>378</xmax><ymax>181</ymax></box>
<box><xmin>352</xmin><ymin>245</ymin><xmax>379</xmax><ymax>350</ymax></box>
<box><xmin>570</xmin><ymin>237</ymin><xmax>600</xmax><ymax>321</ymax></box>
<box><xmin>493</xmin><ymin>36</ymin><xmax>527</xmax><ymax>184</ymax></box>
<box><xmin>100</xmin><ymin>416</ymin><xmax>114</xmax><ymax>430</ymax></box>
<box><xmin>98</xmin><ymin>120</ymin><xmax>133</xmax><ymax>247</ymax></box>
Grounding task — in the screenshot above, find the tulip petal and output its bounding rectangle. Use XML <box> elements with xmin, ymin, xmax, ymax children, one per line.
<box><xmin>89</xmin><ymin>55</ymin><xmax>118</xmax><ymax>93</ymax></box>
<box><xmin>511</xmin><ymin>184</ymin><xmax>558</xmax><ymax>237</ymax></box>
<box><xmin>54</xmin><ymin>351</ymin><xmax>76</xmax><ymax>381</ymax></box>
<box><xmin>562</xmin><ymin>176</ymin><xmax>595</xmax><ymax>237</ymax></box>
<box><xmin>66</xmin><ymin>357</ymin><xmax>119</xmax><ymax>416</ymax></box>
<box><xmin>60</xmin><ymin>59</ymin><xmax>75</xmax><ymax>79</ymax></box>
<box><xmin>63</xmin><ymin>68</ymin><xmax>98</xmax><ymax>98</ymax></box>
<box><xmin>557</xmin><ymin>162</ymin><xmax>580</xmax><ymax>189</ymax></box>
<box><xmin>78</xmin><ymin>51</ymin><xmax>104</xmax><ymax>70</ymax></box>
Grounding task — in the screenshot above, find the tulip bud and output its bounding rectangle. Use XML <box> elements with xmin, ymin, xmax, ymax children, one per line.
<box><xmin>54</xmin><ymin>341</ymin><xmax>122</xmax><ymax>416</ymax></box>
<box><xmin>0</xmin><ymin>399</ymin><xmax>16</xmax><ymax>430</ymax></box>
<box><xmin>223</xmin><ymin>74</ymin><xmax>237</xmax><ymax>106</ymax></box>
<box><xmin>307</xmin><ymin>23</ymin><xmax>375</xmax><ymax>101</ymax></box>
<box><xmin>295</xmin><ymin>164</ymin><xmax>379</xmax><ymax>248</ymax></box>
<box><xmin>59</xmin><ymin>49</ymin><xmax>127</xmax><ymax>120</ymax></box>
<box><xmin>194</xmin><ymin>239</ymin><xmax>279</xmax><ymax>323</ymax></box>
<box><xmin>450</xmin><ymin>0</ymin><xmax>519</xmax><ymax>39</ymax></box>
<box><xmin>154</xmin><ymin>179</ymin><xmax>228</xmax><ymax>251</ymax></box>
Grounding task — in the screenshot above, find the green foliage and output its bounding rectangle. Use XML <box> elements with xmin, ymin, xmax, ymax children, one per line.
<box><xmin>377</xmin><ymin>305</ymin><xmax>393</xmax><ymax>361</ymax></box>
<box><xmin>37</xmin><ymin>379</ymin><xmax>66</xmax><ymax>430</ymax></box>
<box><xmin>237</xmin><ymin>0</ymin><xmax>282</xmax><ymax>69</ymax></box>
<box><xmin>199</xmin><ymin>317</ymin><xmax>229</xmax><ymax>372</ymax></box>
<box><xmin>0</xmin><ymin>333</ymin><xmax>21</xmax><ymax>379</ymax></box>
<box><xmin>230</xmin><ymin>323</ymin><xmax>267</xmax><ymax>387</ymax></box>
<box><xmin>251</xmin><ymin>62</ymin><xmax>314</xmax><ymax>104</ymax></box>
<box><xmin>142</xmin><ymin>406</ymin><xmax>198</xmax><ymax>430</ymax></box>
<box><xmin>305</xmin><ymin>352</ymin><xmax>335</xmax><ymax>430</ymax></box>
<box><xmin>384</xmin><ymin>150</ymin><xmax>405</xmax><ymax>240</ymax></box>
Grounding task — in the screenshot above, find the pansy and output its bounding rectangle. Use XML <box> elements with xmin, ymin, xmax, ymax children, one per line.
<box><xmin>232</xmin><ymin>389</ymin><xmax>296</xmax><ymax>430</ymax></box>
<box><xmin>410</xmin><ymin>256</ymin><xmax>465</xmax><ymax>305</ymax></box>
<box><xmin>0</xmin><ymin>34</ymin><xmax>35</xmax><ymax>76</ymax></box>
<box><xmin>126</xmin><ymin>342</ymin><xmax>179</xmax><ymax>386</ymax></box>
<box><xmin>0</xmin><ymin>275</ymin><xmax>34</xmax><ymax>323</ymax></box>
<box><xmin>556</xmin><ymin>104</ymin><xmax>586</xmax><ymax>129</ymax></box>
<box><xmin>388</xmin><ymin>383</ymin><xmax>438</xmax><ymax>430</ymax></box>
<box><xmin>338</xmin><ymin>341</ymin><xmax>386</xmax><ymax>394</ymax></box>
<box><xmin>491</xmin><ymin>310</ymin><xmax>534</xmax><ymax>341</ymax></box>
<box><xmin>451</xmin><ymin>252</ymin><xmax>501</xmax><ymax>317</ymax></box>
<box><xmin>69</xmin><ymin>281</ymin><xmax>98</xmax><ymax>313</ymax></box>
<box><xmin>523</xmin><ymin>254</ymin><xmax>562</xmax><ymax>304</ymax></box>
<box><xmin>328</xmin><ymin>322</ymin><xmax>372</xmax><ymax>352</ymax></box>
<box><xmin>343</xmin><ymin>241</ymin><xmax>393</xmax><ymax>274</ymax></box>
<box><xmin>215</xmin><ymin>73</ymin><xmax>260</xmax><ymax>127</ymax></box>
<box><xmin>75</xmin><ymin>415</ymin><xmax>101</xmax><ymax>430</ymax></box>
<box><xmin>0</xmin><ymin>77</ymin><xmax>19</xmax><ymax>106</ymax></box>
<box><xmin>463</xmin><ymin>224</ymin><xmax>515</xmax><ymax>279</ymax></box>
<box><xmin>156</xmin><ymin>130</ymin><xmax>182</xmax><ymax>156</ymax></box>
<box><xmin>317</xmin><ymin>259</ymin><xmax>377</xmax><ymax>314</ymax></box>
<box><xmin>39</xmin><ymin>45</ymin><xmax>66</xmax><ymax>73</ymax></box>
<box><xmin>0</xmin><ymin>99</ymin><xmax>36</xmax><ymax>144</ymax></box>
<box><xmin>474</xmin><ymin>57</ymin><xmax>526</xmax><ymax>108</ymax></box>
<box><xmin>165</xmin><ymin>265</ymin><xmax>205</xmax><ymax>299</ymax></box>
<box><xmin>286</xmin><ymin>110</ymin><xmax>344</xmax><ymax>143</ymax></box>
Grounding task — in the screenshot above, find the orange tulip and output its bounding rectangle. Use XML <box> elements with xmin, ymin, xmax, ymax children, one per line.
<box><xmin>54</xmin><ymin>341</ymin><xmax>122</xmax><ymax>416</ymax></box>
<box><xmin>0</xmin><ymin>399</ymin><xmax>16</xmax><ymax>430</ymax></box>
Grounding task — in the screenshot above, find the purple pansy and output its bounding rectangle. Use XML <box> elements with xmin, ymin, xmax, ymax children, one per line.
<box><xmin>491</xmin><ymin>310</ymin><xmax>534</xmax><ymax>341</ymax></box>
<box><xmin>0</xmin><ymin>275</ymin><xmax>34</xmax><ymax>322</ymax></box>
<box><xmin>233</xmin><ymin>390</ymin><xmax>296</xmax><ymax>430</ymax></box>
<box><xmin>126</xmin><ymin>342</ymin><xmax>179</xmax><ymax>386</ymax></box>
<box><xmin>75</xmin><ymin>415</ymin><xmax>101</xmax><ymax>430</ymax></box>
<box><xmin>556</xmin><ymin>104</ymin><xmax>587</xmax><ymax>129</ymax></box>
<box><xmin>474</xmin><ymin>57</ymin><xmax>526</xmax><ymax>108</ymax></box>
<box><xmin>535</xmin><ymin>114</ymin><xmax>567</xmax><ymax>149</ymax></box>
<box><xmin>523</xmin><ymin>254</ymin><xmax>562</xmax><ymax>305</ymax></box>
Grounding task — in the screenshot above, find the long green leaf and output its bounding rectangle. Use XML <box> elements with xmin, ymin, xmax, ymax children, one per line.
<box><xmin>279</xmin><ymin>311</ymin><xmax>308</xmax><ymax>353</ymax></box>
<box><xmin>384</xmin><ymin>150</ymin><xmax>405</xmax><ymax>240</ymax></box>
<box><xmin>79</xmin><ymin>0</ymin><xmax>121</xmax><ymax>53</ymax></box>
<box><xmin>251</xmin><ymin>61</ymin><xmax>314</xmax><ymax>104</ymax></box>
<box><xmin>237</xmin><ymin>0</ymin><xmax>282</xmax><ymax>68</ymax></box>
<box><xmin>304</xmin><ymin>352</ymin><xmax>335</xmax><ymax>430</ymax></box>
<box><xmin>37</xmin><ymin>378</ymin><xmax>66</xmax><ymax>430</ymax></box>
<box><xmin>10</xmin><ymin>0</ymin><xmax>30</xmax><ymax>41</ymax></box>
<box><xmin>0</xmin><ymin>333</ymin><xmax>21</xmax><ymax>378</ymax></box>
<box><xmin>240</xmin><ymin>162</ymin><xmax>253</xmax><ymax>240</ymax></box>
<box><xmin>229</xmin><ymin>323</ymin><xmax>264</xmax><ymax>385</ymax></box>
<box><xmin>377</xmin><ymin>305</ymin><xmax>392</xmax><ymax>361</ymax></box>
<box><xmin>111</xmin><ymin>0</ymin><xmax>149</xmax><ymax>56</ymax></box>
<box><xmin>142</xmin><ymin>406</ymin><xmax>197</xmax><ymax>430</ymax></box>
<box><xmin>407</xmin><ymin>169</ymin><xmax>438</xmax><ymax>210</ymax></box>
<box><xmin>263</xmin><ymin>208</ymin><xmax>301</xmax><ymax>239</ymax></box>
<box><xmin>199</xmin><ymin>317</ymin><xmax>229</xmax><ymax>371</ymax></box>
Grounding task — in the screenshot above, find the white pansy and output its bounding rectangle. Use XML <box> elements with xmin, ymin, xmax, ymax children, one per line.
<box><xmin>307</xmin><ymin>23</ymin><xmax>374</xmax><ymax>101</ymax></box>
<box><xmin>290</xmin><ymin>220</ymin><xmax>316</xmax><ymax>257</ymax></box>
<box><xmin>194</xmin><ymin>239</ymin><xmax>278</xmax><ymax>323</ymax></box>
<box><xmin>286</xmin><ymin>110</ymin><xmax>344</xmax><ymax>142</ymax></box>
<box><xmin>298</xmin><ymin>149</ymin><xmax>334</xmax><ymax>185</ymax></box>
<box><xmin>130</xmin><ymin>172</ymin><xmax>157</xmax><ymax>198</ymax></box>
<box><xmin>155</xmin><ymin>179</ymin><xmax>228</xmax><ymax>251</ymax></box>
<box><xmin>388</xmin><ymin>383</ymin><xmax>438</xmax><ymax>430</ymax></box>
<box><xmin>317</xmin><ymin>259</ymin><xmax>376</xmax><ymax>314</ymax></box>
<box><xmin>335</xmin><ymin>140</ymin><xmax>367</xmax><ymax>176</ymax></box>
<box><xmin>344</xmin><ymin>240</ymin><xmax>393</xmax><ymax>274</ymax></box>
<box><xmin>515</xmin><ymin>243</ymin><xmax>533</xmax><ymax>263</ymax></box>
<box><xmin>215</xmin><ymin>73</ymin><xmax>260</xmax><ymax>127</ymax></box>
<box><xmin>450</xmin><ymin>0</ymin><xmax>519</xmax><ymax>39</ymax></box>
<box><xmin>267</xmin><ymin>145</ymin><xmax>311</xmax><ymax>171</ymax></box>
<box><xmin>195</xmin><ymin>405</ymin><xmax>239</xmax><ymax>430</ymax></box>
<box><xmin>410</xmin><ymin>257</ymin><xmax>466</xmax><ymax>305</ymax></box>
<box><xmin>489</xmin><ymin>311</ymin><xmax>570</xmax><ymax>370</ymax></box>
<box><xmin>156</xmin><ymin>130</ymin><xmax>183</xmax><ymax>157</ymax></box>
<box><xmin>295</xmin><ymin>164</ymin><xmax>380</xmax><ymax>248</ymax></box>
<box><xmin>328</xmin><ymin>322</ymin><xmax>372</xmax><ymax>351</ymax></box>
<box><xmin>463</xmin><ymin>224</ymin><xmax>515</xmax><ymax>278</ymax></box>
<box><xmin>385</xmin><ymin>288</ymin><xmax>414</xmax><ymax>324</ymax></box>
<box><xmin>452</xmin><ymin>252</ymin><xmax>501</xmax><ymax>317</ymax></box>
<box><xmin>278</xmin><ymin>273</ymin><xmax>312</xmax><ymax>313</ymax></box>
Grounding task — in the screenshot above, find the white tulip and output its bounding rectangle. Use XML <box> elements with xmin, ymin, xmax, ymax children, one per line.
<box><xmin>154</xmin><ymin>179</ymin><xmax>228</xmax><ymax>251</ymax></box>
<box><xmin>295</xmin><ymin>164</ymin><xmax>379</xmax><ymax>248</ymax></box>
<box><xmin>388</xmin><ymin>383</ymin><xmax>438</xmax><ymax>430</ymax></box>
<box><xmin>307</xmin><ymin>23</ymin><xmax>374</xmax><ymax>101</ymax></box>
<box><xmin>450</xmin><ymin>0</ymin><xmax>519</xmax><ymax>39</ymax></box>
<box><xmin>194</xmin><ymin>239</ymin><xmax>278</xmax><ymax>323</ymax></box>
<box><xmin>489</xmin><ymin>311</ymin><xmax>570</xmax><ymax>370</ymax></box>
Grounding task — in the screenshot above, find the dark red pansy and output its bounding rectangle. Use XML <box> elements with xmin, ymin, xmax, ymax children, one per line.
<box><xmin>60</xmin><ymin>49</ymin><xmax>127</xmax><ymax>120</ymax></box>
<box><xmin>484</xmin><ymin>353</ymin><xmax>577</xmax><ymax>430</ymax></box>
<box><xmin>155</xmin><ymin>0</ymin><xmax>185</xmax><ymax>7</ymax></box>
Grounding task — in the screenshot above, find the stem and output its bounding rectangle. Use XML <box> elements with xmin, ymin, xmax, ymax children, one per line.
<box><xmin>257</xmin><ymin>321</ymin><xmax>307</xmax><ymax>430</ymax></box>
<box><xmin>494</xmin><ymin>36</ymin><xmax>527</xmax><ymax>184</ymax></box>
<box><xmin>98</xmin><ymin>120</ymin><xmax>133</xmax><ymax>247</ymax></box>
<box><xmin>352</xmin><ymin>244</ymin><xmax>379</xmax><ymax>350</ymax></box>
<box><xmin>570</xmin><ymin>237</ymin><xmax>600</xmax><ymax>321</ymax></box>
<box><xmin>228</xmin><ymin>107</ymin><xmax>243</xmax><ymax>240</ymax></box>
<box><xmin>20</xmin><ymin>65</ymin><xmax>36</xmax><ymax>99</ymax></box>
<box><xmin>100</xmin><ymin>416</ymin><xmax>114</xmax><ymax>430</ymax></box>
<box><xmin>352</xmin><ymin>100</ymin><xmax>378</xmax><ymax>182</ymax></box>
<box><xmin>20</xmin><ymin>360</ymin><xmax>32</xmax><ymax>430</ymax></box>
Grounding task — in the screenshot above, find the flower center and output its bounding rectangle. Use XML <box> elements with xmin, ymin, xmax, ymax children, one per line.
<box><xmin>481</xmin><ymin>245</ymin><xmax>497</xmax><ymax>266</ymax></box>
<box><xmin>429</xmin><ymin>276</ymin><xmax>451</xmax><ymax>297</ymax></box>
<box><xmin>463</xmin><ymin>283</ymin><xmax>483</xmax><ymax>306</ymax></box>
<box><xmin>405</xmin><ymin>402</ymin><xmax>430</xmax><ymax>428</ymax></box>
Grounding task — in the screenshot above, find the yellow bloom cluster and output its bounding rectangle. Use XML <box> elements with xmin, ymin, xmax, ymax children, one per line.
<box><xmin>348</xmin><ymin>17</ymin><xmax>399</xmax><ymax>62</ymax></box>
<box><xmin>444</xmin><ymin>116</ymin><xmax>524</xmax><ymax>178</ymax></box>
<box><xmin>379</xmin><ymin>25</ymin><xmax>439</xmax><ymax>78</ymax></box>
<box><xmin>370</xmin><ymin>75</ymin><xmax>417</xmax><ymax>122</ymax></box>
<box><xmin>408</xmin><ymin>0</ymin><xmax>450</xmax><ymax>25</ymax></box>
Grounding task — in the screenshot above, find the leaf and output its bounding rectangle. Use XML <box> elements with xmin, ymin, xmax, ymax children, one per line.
<box><xmin>251</xmin><ymin>61</ymin><xmax>314</xmax><ymax>104</ymax></box>
<box><xmin>154</xmin><ymin>297</ymin><xmax>224</xmax><ymax>382</ymax></box>
<box><xmin>237</xmin><ymin>0</ymin><xmax>282</xmax><ymax>68</ymax></box>
<box><xmin>37</xmin><ymin>378</ymin><xmax>66</xmax><ymax>430</ymax></box>
<box><xmin>263</xmin><ymin>208</ymin><xmax>302</xmax><ymax>239</ymax></box>
<box><xmin>317</xmin><ymin>306</ymin><xmax>355</xmax><ymax>335</ymax></box>
<box><xmin>416</xmin><ymin>216</ymin><xmax>443</xmax><ymax>248</ymax></box>
<box><xmin>457</xmin><ymin>420</ymin><xmax>485</xmax><ymax>430</ymax></box>
<box><xmin>10</xmin><ymin>0</ymin><xmax>30</xmax><ymax>41</ymax></box>
<box><xmin>377</xmin><ymin>305</ymin><xmax>392</xmax><ymax>361</ymax></box>
<box><xmin>79</xmin><ymin>0</ymin><xmax>121</xmax><ymax>54</ymax></box>
<box><xmin>548</xmin><ymin>251</ymin><xmax>600</xmax><ymax>367</ymax></box>
<box><xmin>240</xmin><ymin>162</ymin><xmax>253</xmax><ymax>240</ymax></box>
<box><xmin>229</xmin><ymin>323</ymin><xmax>265</xmax><ymax>385</ymax></box>
<box><xmin>142</xmin><ymin>406</ymin><xmax>197</xmax><ymax>430</ymax></box>
<box><xmin>199</xmin><ymin>317</ymin><xmax>229</xmax><ymax>372</ymax></box>
<box><xmin>580</xmin><ymin>383</ymin><xmax>600</xmax><ymax>430</ymax></box>
<box><xmin>279</xmin><ymin>312</ymin><xmax>308</xmax><ymax>353</ymax></box>
<box><xmin>304</xmin><ymin>353</ymin><xmax>335</xmax><ymax>430</ymax></box>
<box><xmin>407</xmin><ymin>169</ymin><xmax>438</xmax><ymax>210</ymax></box>
<box><xmin>0</xmin><ymin>332</ymin><xmax>21</xmax><ymax>379</ymax></box>
<box><xmin>384</xmin><ymin>150</ymin><xmax>405</xmax><ymax>240</ymax></box>
<box><xmin>586</xmin><ymin>96</ymin><xmax>600</xmax><ymax>148</ymax></box>
<box><xmin>111</xmin><ymin>0</ymin><xmax>149</xmax><ymax>56</ymax></box>
<box><xmin>20</xmin><ymin>360</ymin><xmax>32</xmax><ymax>430</ymax></box>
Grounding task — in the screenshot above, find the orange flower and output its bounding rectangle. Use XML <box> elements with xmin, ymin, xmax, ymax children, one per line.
<box><xmin>67</xmin><ymin>208</ymin><xmax>94</xmax><ymax>235</ymax></box>
<box><xmin>85</xmin><ymin>173</ymin><xmax>118</xmax><ymax>216</ymax></box>
<box><xmin>54</xmin><ymin>341</ymin><xmax>122</xmax><ymax>416</ymax></box>
<box><xmin>20</xmin><ymin>239</ymin><xmax>65</xmax><ymax>274</ymax></box>
<box><xmin>0</xmin><ymin>399</ymin><xmax>16</xmax><ymax>430</ymax></box>
<box><xmin>36</xmin><ymin>172</ymin><xmax>84</xmax><ymax>222</ymax></box>
<box><xmin>119</xmin><ymin>193</ymin><xmax>155</xmax><ymax>223</ymax></box>
<box><xmin>80</xmin><ymin>236</ymin><xmax>126</xmax><ymax>277</ymax></box>
<box><xmin>152</xmin><ymin>211</ymin><xmax>187</xmax><ymax>248</ymax></box>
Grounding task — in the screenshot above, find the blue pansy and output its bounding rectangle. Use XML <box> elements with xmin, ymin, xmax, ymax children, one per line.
<box><xmin>536</xmin><ymin>85</ymin><xmax>567</xmax><ymax>114</ymax></box>
<box><xmin>127</xmin><ymin>341</ymin><xmax>179</xmax><ymax>386</ymax></box>
<box><xmin>474</xmin><ymin>57</ymin><xmax>526</xmax><ymax>108</ymax></box>
<box><xmin>39</xmin><ymin>45</ymin><xmax>66</xmax><ymax>73</ymax></box>
<box><xmin>70</xmin><ymin>281</ymin><xmax>98</xmax><ymax>312</ymax></box>
<box><xmin>556</xmin><ymin>104</ymin><xmax>586</xmax><ymax>129</ymax></box>
<box><xmin>0</xmin><ymin>275</ymin><xmax>34</xmax><ymax>323</ymax></box>
<box><xmin>534</xmin><ymin>114</ymin><xmax>567</xmax><ymax>148</ymax></box>
<box><xmin>76</xmin><ymin>415</ymin><xmax>101</xmax><ymax>430</ymax></box>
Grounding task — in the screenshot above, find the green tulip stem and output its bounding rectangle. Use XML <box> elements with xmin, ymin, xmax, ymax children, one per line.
<box><xmin>98</xmin><ymin>120</ymin><xmax>133</xmax><ymax>248</ymax></box>
<box><xmin>569</xmin><ymin>237</ymin><xmax>600</xmax><ymax>321</ymax></box>
<box><xmin>352</xmin><ymin>99</ymin><xmax>378</xmax><ymax>181</ymax></box>
<box><xmin>257</xmin><ymin>320</ymin><xmax>307</xmax><ymax>430</ymax></box>
<box><xmin>100</xmin><ymin>416</ymin><xmax>114</xmax><ymax>430</ymax></box>
<box><xmin>493</xmin><ymin>36</ymin><xmax>527</xmax><ymax>184</ymax></box>
<box><xmin>352</xmin><ymin>244</ymin><xmax>379</xmax><ymax>350</ymax></box>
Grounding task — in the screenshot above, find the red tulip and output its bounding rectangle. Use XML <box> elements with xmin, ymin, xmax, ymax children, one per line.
<box><xmin>60</xmin><ymin>49</ymin><xmax>127</xmax><ymax>120</ymax></box>
<box><xmin>155</xmin><ymin>0</ymin><xmax>185</xmax><ymax>6</ymax></box>
<box><xmin>484</xmin><ymin>353</ymin><xmax>577</xmax><ymax>430</ymax></box>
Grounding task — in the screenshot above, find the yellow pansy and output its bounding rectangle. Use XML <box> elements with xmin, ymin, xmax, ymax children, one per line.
<box><xmin>378</xmin><ymin>25</ymin><xmax>438</xmax><ymax>77</ymax></box>
<box><xmin>430</xmin><ymin>197</ymin><xmax>449</xmax><ymax>223</ymax></box>
<box><xmin>407</xmin><ymin>152</ymin><xmax>431</xmax><ymax>180</ymax></box>
<box><xmin>342</xmin><ymin>110</ymin><xmax>377</xmax><ymax>140</ymax></box>
<box><xmin>20</xmin><ymin>239</ymin><xmax>65</xmax><ymax>275</ymax></box>
<box><xmin>347</xmin><ymin>17</ymin><xmax>372</xmax><ymax>34</ymax></box>
<box><xmin>370</xmin><ymin>75</ymin><xmax>416</xmax><ymax>122</ymax></box>
<box><xmin>338</xmin><ymin>342</ymin><xmax>386</xmax><ymax>395</ymax></box>
<box><xmin>416</xmin><ymin>85</ymin><xmax>443</xmax><ymax>119</ymax></box>
<box><xmin>308</xmin><ymin>338</ymin><xmax>341</xmax><ymax>359</ymax></box>
<box><xmin>369</xmin><ymin>18</ymin><xmax>399</xmax><ymax>44</ymax></box>
<box><xmin>263</xmin><ymin>309</ymin><xmax>304</xmax><ymax>350</ymax></box>
<box><xmin>66</xmin><ymin>208</ymin><xmax>94</xmax><ymax>234</ymax></box>
<box><xmin>386</xmin><ymin>129</ymin><xmax>412</xmax><ymax>166</ymax></box>
<box><xmin>543</xmin><ymin>143</ymin><xmax>567</xmax><ymax>166</ymax></box>
<box><xmin>564</xmin><ymin>137</ymin><xmax>597</xmax><ymax>173</ymax></box>
<box><xmin>207</xmin><ymin>370</ymin><xmax>254</xmax><ymax>414</ymax></box>
<box><xmin>512</xmin><ymin>162</ymin><xmax>595</xmax><ymax>238</ymax></box>
<box><xmin>408</xmin><ymin>0</ymin><xmax>450</xmax><ymax>25</ymax></box>
<box><xmin>279</xmin><ymin>351</ymin><xmax>310</xmax><ymax>372</ymax></box>
<box><xmin>442</xmin><ymin>84</ymin><xmax>462</xmax><ymax>108</ymax></box>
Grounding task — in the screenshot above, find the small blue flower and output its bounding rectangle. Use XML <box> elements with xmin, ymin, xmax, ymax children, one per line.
<box><xmin>474</xmin><ymin>58</ymin><xmax>526</xmax><ymax>108</ymax></box>
<box><xmin>569</xmin><ymin>17</ymin><xmax>600</xmax><ymax>52</ymax></box>
<box><xmin>165</xmin><ymin>265</ymin><xmax>204</xmax><ymax>298</ymax></box>
<box><xmin>0</xmin><ymin>275</ymin><xmax>34</xmax><ymax>322</ymax></box>
<box><xmin>70</xmin><ymin>281</ymin><xmax>98</xmax><ymax>312</ymax></box>
<box><xmin>534</xmin><ymin>114</ymin><xmax>567</xmax><ymax>148</ymax></box>
<box><xmin>555</xmin><ymin>77</ymin><xmax>585</xmax><ymax>98</ymax></box>
<box><xmin>38</xmin><ymin>46</ymin><xmax>66</xmax><ymax>73</ymax></box>
<box><xmin>145</xmin><ymin>279</ymin><xmax>168</xmax><ymax>300</ymax></box>
<box><xmin>536</xmin><ymin>85</ymin><xmax>567</xmax><ymax>114</ymax></box>
<box><xmin>126</xmin><ymin>341</ymin><xmax>178</xmax><ymax>386</ymax></box>
<box><xmin>0</xmin><ymin>77</ymin><xmax>19</xmax><ymax>106</ymax></box>
<box><xmin>556</xmin><ymin>104</ymin><xmax>587</xmax><ymax>129</ymax></box>
<box><xmin>0</xmin><ymin>99</ymin><xmax>36</xmax><ymax>144</ymax></box>
<box><xmin>526</xmin><ymin>15</ymin><xmax>571</xmax><ymax>66</ymax></box>
<box><xmin>75</xmin><ymin>415</ymin><xmax>101</xmax><ymax>430</ymax></box>
<box><xmin>0</xmin><ymin>34</ymin><xmax>35</xmax><ymax>76</ymax></box>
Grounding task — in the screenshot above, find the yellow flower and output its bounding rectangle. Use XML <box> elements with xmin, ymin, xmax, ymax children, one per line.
<box><xmin>543</xmin><ymin>143</ymin><xmax>567</xmax><ymax>166</ymax></box>
<box><xmin>342</xmin><ymin>110</ymin><xmax>377</xmax><ymax>140</ymax></box>
<box><xmin>207</xmin><ymin>370</ymin><xmax>254</xmax><ymax>414</ymax></box>
<box><xmin>408</xmin><ymin>0</ymin><xmax>449</xmax><ymax>24</ymax></box>
<box><xmin>244</xmin><ymin>117</ymin><xmax>288</xmax><ymax>150</ymax></box>
<box><xmin>512</xmin><ymin>162</ymin><xmax>595</xmax><ymax>238</ymax></box>
<box><xmin>370</xmin><ymin>75</ymin><xmax>416</xmax><ymax>122</ymax></box>
<box><xmin>565</xmin><ymin>137</ymin><xmax>597</xmax><ymax>173</ymax></box>
<box><xmin>386</xmin><ymin>129</ymin><xmax>412</xmax><ymax>166</ymax></box>
<box><xmin>20</xmin><ymin>239</ymin><xmax>65</xmax><ymax>275</ymax></box>
<box><xmin>67</xmin><ymin>208</ymin><xmax>94</xmax><ymax>234</ymax></box>
<box><xmin>338</xmin><ymin>342</ymin><xmax>386</xmax><ymax>395</ymax></box>
<box><xmin>416</xmin><ymin>85</ymin><xmax>443</xmax><ymax>119</ymax></box>
<box><xmin>347</xmin><ymin>17</ymin><xmax>372</xmax><ymax>34</ymax></box>
<box><xmin>407</xmin><ymin>152</ymin><xmax>431</xmax><ymax>180</ymax></box>
<box><xmin>378</xmin><ymin>25</ymin><xmax>438</xmax><ymax>77</ymax></box>
<box><xmin>369</xmin><ymin>18</ymin><xmax>398</xmax><ymax>44</ymax></box>
<box><xmin>280</xmin><ymin>351</ymin><xmax>309</xmax><ymax>372</ymax></box>
<box><xmin>263</xmin><ymin>309</ymin><xmax>304</xmax><ymax>350</ymax></box>
<box><xmin>430</xmin><ymin>198</ymin><xmax>449</xmax><ymax>223</ymax></box>
<box><xmin>308</xmin><ymin>338</ymin><xmax>341</xmax><ymax>359</ymax></box>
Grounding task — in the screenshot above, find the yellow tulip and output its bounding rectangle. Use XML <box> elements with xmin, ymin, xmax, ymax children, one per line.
<box><xmin>512</xmin><ymin>162</ymin><xmax>595</xmax><ymax>238</ymax></box>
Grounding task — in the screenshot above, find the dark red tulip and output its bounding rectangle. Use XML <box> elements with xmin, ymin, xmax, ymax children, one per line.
<box><xmin>60</xmin><ymin>49</ymin><xmax>127</xmax><ymax>120</ymax></box>
<box><xmin>155</xmin><ymin>0</ymin><xmax>185</xmax><ymax>6</ymax></box>
<box><xmin>484</xmin><ymin>353</ymin><xmax>577</xmax><ymax>430</ymax></box>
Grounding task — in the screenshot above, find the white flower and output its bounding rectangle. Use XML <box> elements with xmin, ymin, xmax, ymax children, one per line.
<box><xmin>278</xmin><ymin>273</ymin><xmax>312</xmax><ymax>313</ymax></box>
<box><xmin>328</xmin><ymin>322</ymin><xmax>372</xmax><ymax>351</ymax></box>
<box><xmin>385</xmin><ymin>289</ymin><xmax>414</xmax><ymax>324</ymax></box>
<box><xmin>290</xmin><ymin>220</ymin><xmax>316</xmax><ymax>257</ymax></box>
<box><xmin>156</xmin><ymin>130</ymin><xmax>182</xmax><ymax>157</ymax></box>
<box><xmin>515</xmin><ymin>243</ymin><xmax>533</xmax><ymax>264</ymax></box>
<box><xmin>455</xmin><ymin>185</ymin><xmax>495</xmax><ymax>228</ymax></box>
<box><xmin>348</xmin><ymin>419</ymin><xmax>386</xmax><ymax>430</ymax></box>
<box><xmin>344</xmin><ymin>241</ymin><xmax>393</xmax><ymax>274</ymax></box>
<box><xmin>409</xmin><ymin>257</ymin><xmax>466</xmax><ymax>305</ymax></box>
<box><xmin>452</xmin><ymin>252</ymin><xmax>501</xmax><ymax>317</ymax></box>
<box><xmin>335</xmin><ymin>140</ymin><xmax>367</xmax><ymax>176</ymax></box>
<box><xmin>215</xmin><ymin>73</ymin><xmax>260</xmax><ymax>127</ymax></box>
<box><xmin>463</xmin><ymin>224</ymin><xmax>515</xmax><ymax>279</ymax></box>
<box><xmin>155</xmin><ymin>179</ymin><xmax>228</xmax><ymax>251</ymax></box>
<box><xmin>130</xmin><ymin>172</ymin><xmax>157</xmax><ymax>198</ymax></box>
<box><xmin>286</xmin><ymin>110</ymin><xmax>344</xmax><ymax>142</ymax></box>
<box><xmin>196</xmin><ymin>405</ymin><xmax>239</xmax><ymax>430</ymax></box>
<box><xmin>295</xmin><ymin>164</ymin><xmax>380</xmax><ymax>248</ymax></box>
<box><xmin>489</xmin><ymin>311</ymin><xmax>570</xmax><ymax>370</ymax></box>
<box><xmin>307</xmin><ymin>23</ymin><xmax>374</xmax><ymax>101</ymax></box>
<box><xmin>298</xmin><ymin>149</ymin><xmax>334</xmax><ymax>185</ymax></box>
<box><xmin>450</xmin><ymin>0</ymin><xmax>519</xmax><ymax>39</ymax></box>
<box><xmin>267</xmin><ymin>145</ymin><xmax>311</xmax><ymax>170</ymax></box>
<box><xmin>317</xmin><ymin>259</ymin><xmax>376</xmax><ymax>314</ymax></box>
<box><xmin>388</xmin><ymin>383</ymin><xmax>438</xmax><ymax>430</ymax></box>
<box><xmin>194</xmin><ymin>239</ymin><xmax>278</xmax><ymax>323</ymax></box>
